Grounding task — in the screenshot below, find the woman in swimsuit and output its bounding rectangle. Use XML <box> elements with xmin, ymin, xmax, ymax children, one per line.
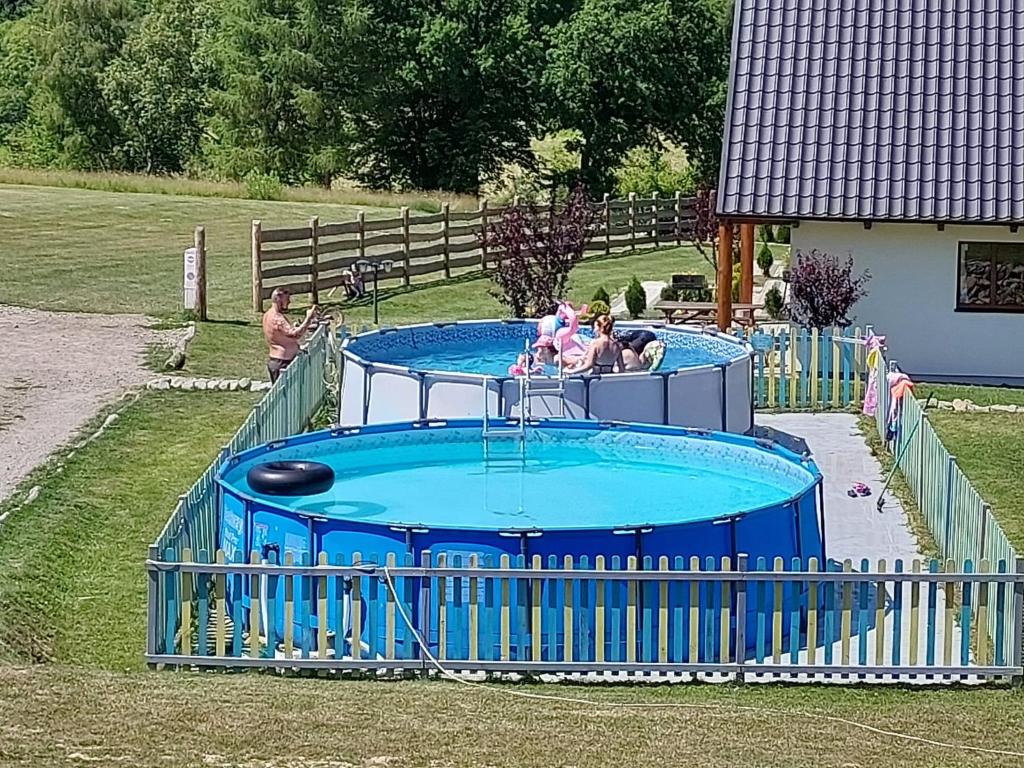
<box><xmin>568</xmin><ymin>314</ymin><xmax>624</xmax><ymax>375</ymax></box>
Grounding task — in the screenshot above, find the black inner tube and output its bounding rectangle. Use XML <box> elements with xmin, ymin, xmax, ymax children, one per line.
<box><xmin>247</xmin><ymin>461</ymin><xmax>335</xmax><ymax>496</ymax></box>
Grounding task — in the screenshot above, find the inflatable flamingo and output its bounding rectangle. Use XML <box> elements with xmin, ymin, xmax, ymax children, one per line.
<box><xmin>537</xmin><ymin>301</ymin><xmax>589</xmax><ymax>359</ymax></box>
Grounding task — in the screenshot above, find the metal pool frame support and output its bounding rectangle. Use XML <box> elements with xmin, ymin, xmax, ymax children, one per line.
<box><xmin>337</xmin><ymin>320</ymin><xmax>755</xmax><ymax>433</ymax></box>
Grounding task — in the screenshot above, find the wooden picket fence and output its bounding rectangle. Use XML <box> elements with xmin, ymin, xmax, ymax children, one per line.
<box><xmin>152</xmin><ymin>323</ymin><xmax>331</xmax><ymax>562</ymax></box>
<box><xmin>742</xmin><ymin>325</ymin><xmax>869</xmax><ymax>410</ymax></box>
<box><xmin>871</xmin><ymin>348</ymin><xmax>1021</xmax><ymax>666</ymax></box>
<box><xmin>251</xmin><ymin>192</ymin><xmax>702</xmax><ymax>311</ymax></box>
<box><xmin>147</xmin><ymin>549</ymin><xmax>1024</xmax><ymax>681</ymax></box>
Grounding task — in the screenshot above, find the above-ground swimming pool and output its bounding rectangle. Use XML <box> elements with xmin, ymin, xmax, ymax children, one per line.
<box><xmin>217</xmin><ymin>419</ymin><xmax>823</xmax><ymax>651</ymax></box>
<box><xmin>338</xmin><ymin>321</ymin><xmax>754</xmax><ymax>433</ymax></box>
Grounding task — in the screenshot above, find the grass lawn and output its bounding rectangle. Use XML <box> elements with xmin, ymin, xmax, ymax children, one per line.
<box><xmin>1</xmin><ymin>665</ymin><xmax>1023</xmax><ymax>767</ymax></box>
<box><xmin>924</xmin><ymin>383</ymin><xmax>1024</xmax><ymax>407</ymax></box>
<box><xmin>0</xmin><ymin>391</ymin><xmax>258</xmax><ymax>670</ymax></box>
<box><xmin>930</xmin><ymin>412</ymin><xmax>1024</xmax><ymax>550</ymax></box>
<box><xmin>0</xmin><ymin>184</ymin><xmax>399</xmax><ymax>319</ymax></box>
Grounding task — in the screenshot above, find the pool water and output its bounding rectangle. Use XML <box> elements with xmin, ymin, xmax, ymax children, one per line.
<box><xmin>232</xmin><ymin>433</ymin><xmax>810</xmax><ymax>529</ymax></box>
<box><xmin>372</xmin><ymin>331</ymin><xmax>733</xmax><ymax>376</ymax></box>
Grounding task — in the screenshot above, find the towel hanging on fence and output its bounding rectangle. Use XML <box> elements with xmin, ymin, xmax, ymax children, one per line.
<box><xmin>885</xmin><ymin>370</ymin><xmax>915</xmax><ymax>441</ymax></box>
<box><xmin>861</xmin><ymin>333</ymin><xmax>886</xmax><ymax>417</ymax></box>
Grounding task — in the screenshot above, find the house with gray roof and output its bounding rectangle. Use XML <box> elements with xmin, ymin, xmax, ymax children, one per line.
<box><xmin>717</xmin><ymin>0</ymin><xmax>1024</xmax><ymax>382</ymax></box>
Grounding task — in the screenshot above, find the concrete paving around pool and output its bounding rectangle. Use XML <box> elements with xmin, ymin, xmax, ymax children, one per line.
<box><xmin>754</xmin><ymin>412</ymin><xmax>972</xmax><ymax>680</ymax></box>
<box><xmin>756</xmin><ymin>412</ymin><xmax>919</xmax><ymax>563</ymax></box>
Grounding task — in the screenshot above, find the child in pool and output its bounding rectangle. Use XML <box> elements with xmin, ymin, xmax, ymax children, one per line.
<box><xmin>508</xmin><ymin>352</ymin><xmax>544</xmax><ymax>376</ymax></box>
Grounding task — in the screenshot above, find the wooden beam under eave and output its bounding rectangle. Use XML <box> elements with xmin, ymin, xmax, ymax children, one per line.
<box><xmin>740</xmin><ymin>222</ymin><xmax>755</xmax><ymax>304</ymax></box>
<box><xmin>717</xmin><ymin>222</ymin><xmax>733</xmax><ymax>331</ymax></box>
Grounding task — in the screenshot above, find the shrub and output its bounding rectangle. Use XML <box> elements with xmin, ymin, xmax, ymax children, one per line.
<box><xmin>660</xmin><ymin>285</ymin><xmax>679</xmax><ymax>302</ymax></box>
<box><xmin>680</xmin><ymin>287</ymin><xmax>711</xmax><ymax>302</ymax></box>
<box><xmin>243</xmin><ymin>171</ymin><xmax>283</xmax><ymax>201</ymax></box>
<box><xmin>624</xmin><ymin>276</ymin><xmax>647</xmax><ymax>319</ymax></box>
<box><xmin>765</xmin><ymin>285</ymin><xmax>785</xmax><ymax>320</ymax></box>
<box><xmin>732</xmin><ymin>263</ymin><xmax>741</xmax><ymax>302</ymax></box>
<box><xmin>759</xmin><ymin>224</ymin><xmax>775</xmax><ymax>243</ymax></box>
<box><xmin>774</xmin><ymin>224</ymin><xmax>791</xmax><ymax>244</ymax></box>
<box><xmin>613</xmin><ymin>146</ymin><xmax>697</xmax><ymax>198</ymax></box>
<box><xmin>757</xmin><ymin>242</ymin><xmax>774</xmax><ymax>277</ymax></box>
<box><xmin>592</xmin><ymin>286</ymin><xmax>611</xmax><ymax>304</ymax></box>
<box><xmin>483</xmin><ymin>184</ymin><xmax>596</xmax><ymax>317</ymax></box>
<box><xmin>788</xmin><ymin>250</ymin><xmax>870</xmax><ymax>329</ymax></box>
<box><xmin>582</xmin><ymin>299</ymin><xmax>610</xmax><ymax>323</ymax></box>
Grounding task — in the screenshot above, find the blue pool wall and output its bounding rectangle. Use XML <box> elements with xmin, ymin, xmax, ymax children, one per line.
<box><xmin>338</xmin><ymin>320</ymin><xmax>755</xmax><ymax>433</ymax></box>
<box><xmin>216</xmin><ymin>420</ymin><xmax>823</xmax><ymax>653</ymax></box>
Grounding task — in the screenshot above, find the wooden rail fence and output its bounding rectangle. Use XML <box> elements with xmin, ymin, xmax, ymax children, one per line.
<box><xmin>147</xmin><ymin>550</ymin><xmax>1024</xmax><ymax>682</ymax></box>
<box><xmin>251</xmin><ymin>192</ymin><xmax>702</xmax><ymax>311</ymax></box>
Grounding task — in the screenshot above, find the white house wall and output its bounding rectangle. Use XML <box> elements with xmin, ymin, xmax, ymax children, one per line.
<box><xmin>791</xmin><ymin>222</ymin><xmax>1024</xmax><ymax>382</ymax></box>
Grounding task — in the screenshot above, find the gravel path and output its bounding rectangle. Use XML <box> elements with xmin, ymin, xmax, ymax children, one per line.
<box><xmin>0</xmin><ymin>305</ymin><xmax>173</xmax><ymax>503</ymax></box>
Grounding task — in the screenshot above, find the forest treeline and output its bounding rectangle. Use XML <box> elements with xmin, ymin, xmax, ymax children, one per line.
<box><xmin>0</xmin><ymin>0</ymin><xmax>729</xmax><ymax>195</ymax></box>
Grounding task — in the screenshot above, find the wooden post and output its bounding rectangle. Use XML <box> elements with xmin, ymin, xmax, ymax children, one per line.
<box><xmin>674</xmin><ymin>191</ymin><xmax>682</xmax><ymax>245</ymax></box>
<box><xmin>357</xmin><ymin>210</ymin><xmax>366</xmax><ymax>264</ymax></box>
<box><xmin>251</xmin><ymin>220</ymin><xmax>263</xmax><ymax>313</ymax></box>
<box><xmin>193</xmin><ymin>225</ymin><xmax>207</xmax><ymax>321</ymax></box>
<box><xmin>309</xmin><ymin>216</ymin><xmax>320</xmax><ymax>305</ymax></box>
<box><xmin>441</xmin><ymin>202</ymin><xmax>451</xmax><ymax>279</ymax></box>
<box><xmin>400</xmin><ymin>206</ymin><xmax>410</xmax><ymax>286</ymax></box>
<box><xmin>740</xmin><ymin>222</ymin><xmax>755</xmax><ymax>304</ymax></box>
<box><xmin>480</xmin><ymin>199</ymin><xmax>489</xmax><ymax>269</ymax></box>
<box><xmin>628</xmin><ymin>192</ymin><xmax>637</xmax><ymax>251</ymax></box>
<box><xmin>651</xmin><ymin>192</ymin><xmax>660</xmax><ymax>247</ymax></box>
<box><xmin>603</xmin><ymin>193</ymin><xmax>611</xmax><ymax>254</ymax></box>
<box><xmin>717</xmin><ymin>222</ymin><xmax>733</xmax><ymax>331</ymax></box>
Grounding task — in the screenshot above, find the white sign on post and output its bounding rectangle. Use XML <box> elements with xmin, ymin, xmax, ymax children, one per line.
<box><xmin>183</xmin><ymin>247</ymin><xmax>198</xmax><ymax>310</ymax></box>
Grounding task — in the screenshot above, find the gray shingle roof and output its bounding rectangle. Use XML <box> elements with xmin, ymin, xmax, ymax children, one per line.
<box><xmin>717</xmin><ymin>0</ymin><xmax>1024</xmax><ymax>224</ymax></box>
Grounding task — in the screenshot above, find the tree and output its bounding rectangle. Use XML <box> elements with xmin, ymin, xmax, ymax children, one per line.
<box><xmin>200</xmin><ymin>0</ymin><xmax>364</xmax><ymax>184</ymax></box>
<box><xmin>100</xmin><ymin>0</ymin><xmax>210</xmax><ymax>173</ymax></box>
<box><xmin>483</xmin><ymin>184</ymin><xmax>596</xmax><ymax>317</ymax></box>
<box><xmin>0</xmin><ymin>14</ymin><xmax>38</xmax><ymax>149</ymax></box>
<box><xmin>24</xmin><ymin>0</ymin><xmax>136</xmax><ymax>168</ymax></box>
<box><xmin>346</xmin><ymin>0</ymin><xmax>549</xmax><ymax>194</ymax></box>
<box><xmin>1</xmin><ymin>0</ymin><xmax>34</xmax><ymax>20</ymax></box>
<box><xmin>788</xmin><ymin>250</ymin><xmax>871</xmax><ymax>329</ymax></box>
<box><xmin>544</xmin><ymin>0</ymin><xmax>727</xmax><ymax>191</ymax></box>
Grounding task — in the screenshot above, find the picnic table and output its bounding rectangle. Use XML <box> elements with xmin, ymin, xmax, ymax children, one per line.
<box><xmin>654</xmin><ymin>301</ymin><xmax>762</xmax><ymax>328</ymax></box>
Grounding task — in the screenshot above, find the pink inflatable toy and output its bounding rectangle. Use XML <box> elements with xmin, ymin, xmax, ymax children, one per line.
<box><xmin>552</xmin><ymin>301</ymin><xmax>589</xmax><ymax>358</ymax></box>
<box><xmin>508</xmin><ymin>353</ymin><xmax>543</xmax><ymax>377</ymax></box>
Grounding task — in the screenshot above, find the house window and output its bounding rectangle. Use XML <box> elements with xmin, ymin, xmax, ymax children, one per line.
<box><xmin>957</xmin><ymin>242</ymin><xmax>1024</xmax><ymax>311</ymax></box>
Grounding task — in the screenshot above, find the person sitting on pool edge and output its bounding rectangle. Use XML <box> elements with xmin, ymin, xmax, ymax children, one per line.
<box><xmin>566</xmin><ymin>314</ymin><xmax>624</xmax><ymax>375</ymax></box>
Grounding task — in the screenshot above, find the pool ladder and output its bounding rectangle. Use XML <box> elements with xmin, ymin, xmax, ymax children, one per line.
<box><xmin>482</xmin><ymin>342</ymin><xmax>533</xmax><ymax>463</ymax></box>
<box><xmin>482</xmin><ymin>375</ymin><xmax>528</xmax><ymax>461</ymax></box>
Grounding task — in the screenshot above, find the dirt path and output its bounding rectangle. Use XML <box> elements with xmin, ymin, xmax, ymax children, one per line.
<box><xmin>0</xmin><ymin>305</ymin><xmax>172</xmax><ymax>503</ymax></box>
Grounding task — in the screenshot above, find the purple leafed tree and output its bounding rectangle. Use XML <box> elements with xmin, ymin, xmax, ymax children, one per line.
<box><xmin>788</xmin><ymin>250</ymin><xmax>871</xmax><ymax>329</ymax></box>
<box><xmin>482</xmin><ymin>185</ymin><xmax>597</xmax><ymax>317</ymax></box>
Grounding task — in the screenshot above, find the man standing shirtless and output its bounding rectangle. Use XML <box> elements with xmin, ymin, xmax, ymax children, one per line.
<box><xmin>262</xmin><ymin>287</ymin><xmax>318</xmax><ymax>383</ymax></box>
